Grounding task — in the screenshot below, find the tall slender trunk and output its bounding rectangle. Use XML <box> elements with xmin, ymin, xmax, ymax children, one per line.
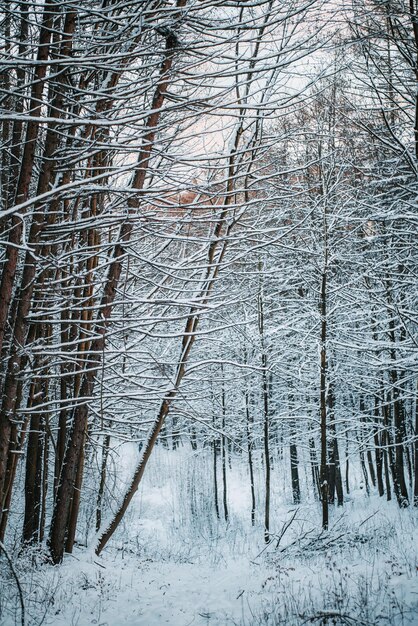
<box><xmin>40</xmin><ymin>424</ymin><xmax>49</xmax><ymax>543</ymax></box>
<box><xmin>220</xmin><ymin>365</ymin><xmax>229</xmax><ymax>522</ymax></box>
<box><xmin>359</xmin><ymin>437</ymin><xmax>370</xmax><ymax>496</ymax></box>
<box><xmin>245</xmin><ymin>386</ymin><xmax>256</xmax><ymax>525</ymax></box>
<box><xmin>65</xmin><ymin>428</ymin><xmax>86</xmax><ymax>553</ymax></box>
<box><xmin>374</xmin><ymin>394</ymin><xmax>385</xmax><ymax>496</ymax></box>
<box><xmin>319</xmin><ymin>269</ymin><xmax>328</xmax><ymax>530</ymax></box>
<box><xmin>309</xmin><ymin>433</ymin><xmax>321</xmax><ymax>500</ymax></box>
<box><xmin>345</xmin><ymin>428</ymin><xmax>350</xmax><ymax>495</ymax></box>
<box><xmin>414</xmin><ymin>383</ymin><xmax>418</xmax><ymax>506</ymax></box>
<box><xmin>383</xmin><ymin>426</ymin><xmax>392</xmax><ymax>501</ymax></box>
<box><xmin>384</xmin><ymin>398</ymin><xmax>400</xmax><ymax>502</ymax></box>
<box><xmin>22</xmin><ymin>382</ymin><xmax>46</xmax><ymax>544</ymax></box>
<box><xmin>258</xmin><ymin>288</ymin><xmax>270</xmax><ymax>543</ymax></box>
<box><xmin>289</xmin><ymin>420</ymin><xmax>301</xmax><ymax>505</ymax></box>
<box><xmin>391</xmin><ymin>376</ymin><xmax>409</xmax><ymax>506</ymax></box>
<box><xmin>386</xmin><ymin>278</ymin><xmax>409</xmax><ymax>506</ymax></box>
<box><xmin>327</xmin><ymin>384</ymin><xmax>343</xmax><ymax>506</ymax></box>
<box><xmin>213</xmin><ymin>433</ymin><xmax>220</xmax><ymax>520</ymax></box>
<box><xmin>96</xmin><ymin>435</ymin><xmax>111</xmax><ymax>531</ymax></box>
<box><xmin>359</xmin><ymin>396</ymin><xmax>375</xmax><ymax>491</ymax></box>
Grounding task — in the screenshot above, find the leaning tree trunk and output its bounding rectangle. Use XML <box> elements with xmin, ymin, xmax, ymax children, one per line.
<box><xmin>94</xmin><ymin>130</ymin><xmax>241</xmax><ymax>556</ymax></box>
<box><xmin>95</xmin><ymin>253</ymin><xmax>226</xmax><ymax>555</ymax></box>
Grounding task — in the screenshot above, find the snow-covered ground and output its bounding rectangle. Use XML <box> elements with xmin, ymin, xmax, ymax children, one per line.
<box><xmin>1</xmin><ymin>445</ymin><xmax>418</xmax><ymax>625</ymax></box>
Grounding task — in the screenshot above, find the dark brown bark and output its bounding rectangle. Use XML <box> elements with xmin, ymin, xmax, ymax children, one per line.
<box><xmin>40</xmin><ymin>425</ymin><xmax>49</xmax><ymax>543</ymax></box>
<box><xmin>48</xmin><ymin>27</ymin><xmax>183</xmax><ymax>564</ymax></box>
<box><xmin>22</xmin><ymin>383</ymin><xmax>45</xmax><ymax>544</ymax></box>
<box><xmin>389</xmin><ymin>371</ymin><xmax>409</xmax><ymax>505</ymax></box>
<box><xmin>0</xmin><ymin>1</ymin><xmax>58</xmax><ymax>358</ymax></box>
<box><xmin>0</xmin><ymin>4</ymin><xmax>76</xmax><ymax>510</ymax></box>
<box><xmin>96</xmin><ymin>434</ymin><xmax>111</xmax><ymax>531</ymax></box>
<box><xmin>54</xmin><ymin>382</ymin><xmax>68</xmax><ymax>498</ymax></box>
<box><xmin>0</xmin><ymin>411</ymin><xmax>30</xmax><ymax>542</ymax></box>
<box><xmin>65</xmin><ymin>429</ymin><xmax>85</xmax><ymax>553</ymax></box>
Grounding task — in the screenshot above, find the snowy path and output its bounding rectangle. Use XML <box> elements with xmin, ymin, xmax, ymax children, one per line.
<box><xmin>2</xmin><ymin>445</ymin><xmax>418</xmax><ymax>625</ymax></box>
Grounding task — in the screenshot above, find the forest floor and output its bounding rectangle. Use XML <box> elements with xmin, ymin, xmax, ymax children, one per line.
<box><xmin>1</xmin><ymin>444</ymin><xmax>418</xmax><ymax>626</ymax></box>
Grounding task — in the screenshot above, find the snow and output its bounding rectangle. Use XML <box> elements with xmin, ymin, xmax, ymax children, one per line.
<box><xmin>1</xmin><ymin>445</ymin><xmax>418</xmax><ymax>625</ymax></box>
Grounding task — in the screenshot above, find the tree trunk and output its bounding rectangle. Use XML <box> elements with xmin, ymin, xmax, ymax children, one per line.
<box><xmin>289</xmin><ymin>417</ymin><xmax>301</xmax><ymax>505</ymax></box>
<box><xmin>22</xmin><ymin>384</ymin><xmax>45</xmax><ymax>544</ymax></box>
<box><xmin>414</xmin><ymin>385</ymin><xmax>418</xmax><ymax>506</ymax></box>
<box><xmin>258</xmin><ymin>290</ymin><xmax>270</xmax><ymax>543</ymax></box>
<box><xmin>319</xmin><ymin>270</ymin><xmax>328</xmax><ymax>529</ymax></box>
<box><xmin>383</xmin><ymin>426</ymin><xmax>392</xmax><ymax>502</ymax></box>
<box><xmin>245</xmin><ymin>387</ymin><xmax>256</xmax><ymax>525</ymax></box>
<box><xmin>374</xmin><ymin>394</ymin><xmax>385</xmax><ymax>497</ymax></box>
<box><xmin>96</xmin><ymin>435</ymin><xmax>111</xmax><ymax>531</ymax></box>
<box><xmin>328</xmin><ymin>385</ymin><xmax>343</xmax><ymax>506</ymax></box>
<box><xmin>221</xmin><ymin>369</ymin><xmax>228</xmax><ymax>522</ymax></box>
<box><xmin>309</xmin><ymin>435</ymin><xmax>321</xmax><ymax>500</ymax></box>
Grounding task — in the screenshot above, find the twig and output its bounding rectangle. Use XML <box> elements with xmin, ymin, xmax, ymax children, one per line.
<box><xmin>276</xmin><ymin>508</ymin><xmax>299</xmax><ymax>548</ymax></box>
<box><xmin>253</xmin><ymin>509</ymin><xmax>299</xmax><ymax>560</ymax></box>
<box><xmin>358</xmin><ymin>510</ymin><xmax>378</xmax><ymax>528</ymax></box>
<box><xmin>300</xmin><ymin>610</ymin><xmax>370</xmax><ymax>625</ymax></box>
